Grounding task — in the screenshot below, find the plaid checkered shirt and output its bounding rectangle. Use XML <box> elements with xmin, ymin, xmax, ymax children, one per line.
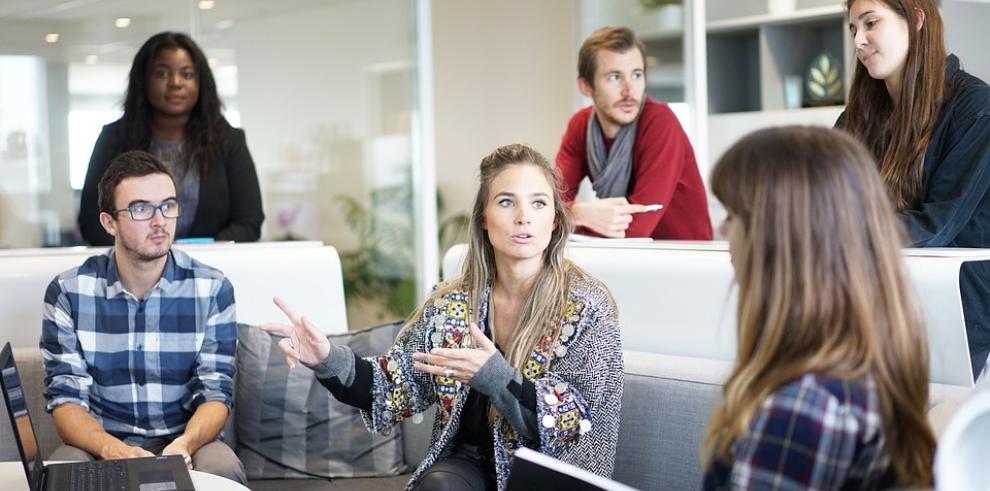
<box><xmin>40</xmin><ymin>248</ymin><xmax>236</xmax><ymax>445</ymax></box>
<box><xmin>704</xmin><ymin>373</ymin><xmax>893</xmax><ymax>490</ymax></box>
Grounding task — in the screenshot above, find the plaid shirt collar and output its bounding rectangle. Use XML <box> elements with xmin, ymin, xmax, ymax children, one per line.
<box><xmin>103</xmin><ymin>248</ymin><xmax>178</xmax><ymax>300</ymax></box>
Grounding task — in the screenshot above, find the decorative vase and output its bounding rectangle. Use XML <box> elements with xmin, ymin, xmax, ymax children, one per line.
<box><xmin>655</xmin><ymin>4</ymin><xmax>684</xmax><ymax>31</ymax></box>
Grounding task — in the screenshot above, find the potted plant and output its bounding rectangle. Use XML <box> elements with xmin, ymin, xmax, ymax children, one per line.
<box><xmin>334</xmin><ymin>184</ymin><xmax>468</xmax><ymax>324</ymax></box>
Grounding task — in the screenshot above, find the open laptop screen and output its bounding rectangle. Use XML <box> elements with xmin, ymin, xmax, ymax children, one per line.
<box><xmin>1</xmin><ymin>343</ymin><xmax>45</xmax><ymax>490</ymax></box>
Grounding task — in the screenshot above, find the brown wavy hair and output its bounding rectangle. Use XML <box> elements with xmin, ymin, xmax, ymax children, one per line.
<box><xmin>843</xmin><ymin>0</ymin><xmax>946</xmax><ymax>209</ymax></box>
<box><xmin>578</xmin><ymin>26</ymin><xmax>646</xmax><ymax>88</ymax></box>
<box><xmin>704</xmin><ymin>127</ymin><xmax>935</xmax><ymax>486</ymax></box>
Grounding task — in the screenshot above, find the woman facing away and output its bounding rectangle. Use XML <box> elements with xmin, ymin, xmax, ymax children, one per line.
<box><xmin>262</xmin><ymin>144</ymin><xmax>623</xmax><ymax>491</ymax></box>
<box><xmin>78</xmin><ymin>31</ymin><xmax>263</xmax><ymax>246</ymax></box>
<box><xmin>702</xmin><ymin>127</ymin><xmax>936</xmax><ymax>490</ymax></box>
<box><xmin>838</xmin><ymin>0</ymin><xmax>990</xmax><ymax>379</ymax></box>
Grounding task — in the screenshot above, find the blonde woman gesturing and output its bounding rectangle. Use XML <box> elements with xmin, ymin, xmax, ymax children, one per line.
<box><xmin>263</xmin><ymin>144</ymin><xmax>623</xmax><ymax>491</ymax></box>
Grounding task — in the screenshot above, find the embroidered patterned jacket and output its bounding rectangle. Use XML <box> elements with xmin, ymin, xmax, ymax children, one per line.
<box><xmin>363</xmin><ymin>269</ymin><xmax>623</xmax><ymax>490</ymax></box>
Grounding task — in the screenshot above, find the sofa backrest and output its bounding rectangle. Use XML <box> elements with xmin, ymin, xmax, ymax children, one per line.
<box><xmin>442</xmin><ymin>242</ymin><xmax>986</xmax><ymax>387</ymax></box>
<box><xmin>0</xmin><ymin>241</ymin><xmax>349</xmax><ymax>350</ymax></box>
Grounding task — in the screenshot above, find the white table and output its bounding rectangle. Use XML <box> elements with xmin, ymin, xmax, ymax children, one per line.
<box><xmin>0</xmin><ymin>461</ymin><xmax>249</xmax><ymax>490</ymax></box>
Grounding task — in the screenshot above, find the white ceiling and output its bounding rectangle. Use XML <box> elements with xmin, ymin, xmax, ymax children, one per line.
<box><xmin>0</xmin><ymin>0</ymin><xmax>347</xmax><ymax>64</ymax></box>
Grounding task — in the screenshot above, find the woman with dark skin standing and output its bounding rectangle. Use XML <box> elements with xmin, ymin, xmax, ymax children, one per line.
<box><xmin>837</xmin><ymin>0</ymin><xmax>990</xmax><ymax>380</ymax></box>
<box><xmin>78</xmin><ymin>31</ymin><xmax>263</xmax><ymax>245</ymax></box>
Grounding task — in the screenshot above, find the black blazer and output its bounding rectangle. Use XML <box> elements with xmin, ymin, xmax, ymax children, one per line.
<box><xmin>78</xmin><ymin>119</ymin><xmax>264</xmax><ymax>245</ymax></box>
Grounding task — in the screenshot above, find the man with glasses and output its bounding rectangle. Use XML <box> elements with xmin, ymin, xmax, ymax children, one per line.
<box><xmin>39</xmin><ymin>150</ymin><xmax>246</xmax><ymax>484</ymax></box>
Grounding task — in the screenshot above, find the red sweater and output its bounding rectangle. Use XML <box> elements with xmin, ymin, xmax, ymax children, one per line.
<box><xmin>555</xmin><ymin>99</ymin><xmax>712</xmax><ymax>240</ymax></box>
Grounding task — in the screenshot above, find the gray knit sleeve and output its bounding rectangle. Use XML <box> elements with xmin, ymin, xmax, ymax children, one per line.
<box><xmin>310</xmin><ymin>342</ymin><xmax>358</xmax><ymax>386</ymax></box>
<box><xmin>469</xmin><ymin>352</ymin><xmax>540</xmax><ymax>441</ymax></box>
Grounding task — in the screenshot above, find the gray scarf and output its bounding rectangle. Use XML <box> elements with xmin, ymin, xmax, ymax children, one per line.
<box><xmin>586</xmin><ymin>108</ymin><xmax>640</xmax><ymax>198</ymax></box>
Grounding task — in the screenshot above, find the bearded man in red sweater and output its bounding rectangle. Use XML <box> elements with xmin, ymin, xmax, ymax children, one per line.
<box><xmin>556</xmin><ymin>27</ymin><xmax>712</xmax><ymax>239</ymax></box>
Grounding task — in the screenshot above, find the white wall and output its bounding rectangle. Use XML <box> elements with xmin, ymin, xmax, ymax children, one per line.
<box><xmin>431</xmin><ymin>0</ymin><xmax>578</xmax><ymax>224</ymax></box>
<box><xmin>944</xmin><ymin>0</ymin><xmax>990</xmax><ymax>82</ymax></box>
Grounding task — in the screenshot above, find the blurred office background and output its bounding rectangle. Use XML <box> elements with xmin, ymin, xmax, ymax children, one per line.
<box><xmin>0</xmin><ymin>0</ymin><xmax>987</xmax><ymax>326</ymax></box>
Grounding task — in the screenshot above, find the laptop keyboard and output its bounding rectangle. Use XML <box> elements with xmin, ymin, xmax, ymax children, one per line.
<box><xmin>66</xmin><ymin>460</ymin><xmax>128</xmax><ymax>490</ymax></box>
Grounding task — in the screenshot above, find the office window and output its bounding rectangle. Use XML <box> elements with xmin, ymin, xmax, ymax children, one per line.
<box><xmin>0</xmin><ymin>0</ymin><xmax>428</xmax><ymax>329</ymax></box>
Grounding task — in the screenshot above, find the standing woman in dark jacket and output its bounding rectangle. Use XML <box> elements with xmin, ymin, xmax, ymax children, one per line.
<box><xmin>838</xmin><ymin>0</ymin><xmax>990</xmax><ymax>380</ymax></box>
<box><xmin>78</xmin><ymin>31</ymin><xmax>263</xmax><ymax>245</ymax></box>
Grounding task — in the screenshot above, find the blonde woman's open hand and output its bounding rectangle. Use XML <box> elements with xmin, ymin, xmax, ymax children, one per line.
<box><xmin>259</xmin><ymin>296</ymin><xmax>332</xmax><ymax>369</ymax></box>
<box><xmin>412</xmin><ymin>322</ymin><xmax>497</xmax><ymax>383</ymax></box>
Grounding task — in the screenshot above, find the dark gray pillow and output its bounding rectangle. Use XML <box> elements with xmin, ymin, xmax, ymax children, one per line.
<box><xmin>235</xmin><ymin>321</ymin><xmax>407</xmax><ymax>479</ymax></box>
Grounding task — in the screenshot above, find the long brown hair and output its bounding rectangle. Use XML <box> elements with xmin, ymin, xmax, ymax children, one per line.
<box><xmin>705</xmin><ymin>127</ymin><xmax>935</xmax><ymax>486</ymax></box>
<box><xmin>843</xmin><ymin>0</ymin><xmax>946</xmax><ymax>209</ymax></box>
<box><xmin>405</xmin><ymin>144</ymin><xmax>590</xmax><ymax>378</ymax></box>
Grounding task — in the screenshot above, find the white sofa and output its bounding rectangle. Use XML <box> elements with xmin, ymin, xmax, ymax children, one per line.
<box><xmin>443</xmin><ymin>241</ymin><xmax>985</xmax><ymax>392</ymax></box>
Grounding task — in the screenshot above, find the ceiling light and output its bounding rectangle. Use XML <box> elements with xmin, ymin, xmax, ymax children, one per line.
<box><xmin>114</xmin><ymin>17</ymin><xmax>131</xmax><ymax>28</ymax></box>
<box><xmin>45</xmin><ymin>33</ymin><xmax>60</xmax><ymax>43</ymax></box>
<box><xmin>208</xmin><ymin>58</ymin><xmax>218</xmax><ymax>69</ymax></box>
<box><xmin>198</xmin><ymin>0</ymin><xmax>216</xmax><ymax>10</ymax></box>
<box><xmin>85</xmin><ymin>55</ymin><xmax>98</xmax><ymax>65</ymax></box>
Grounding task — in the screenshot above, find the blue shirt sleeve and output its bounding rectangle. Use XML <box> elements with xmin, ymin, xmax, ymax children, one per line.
<box><xmin>184</xmin><ymin>277</ymin><xmax>237</xmax><ymax>410</ymax></box>
<box><xmin>40</xmin><ymin>277</ymin><xmax>93</xmax><ymax>412</ymax></box>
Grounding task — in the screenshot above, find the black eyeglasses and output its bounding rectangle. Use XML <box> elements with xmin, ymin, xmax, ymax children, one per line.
<box><xmin>109</xmin><ymin>199</ymin><xmax>181</xmax><ymax>221</ymax></box>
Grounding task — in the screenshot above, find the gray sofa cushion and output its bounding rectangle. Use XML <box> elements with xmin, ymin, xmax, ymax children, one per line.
<box><xmin>235</xmin><ymin>322</ymin><xmax>407</xmax><ymax>479</ymax></box>
<box><xmin>613</xmin><ymin>352</ymin><xmax>724</xmax><ymax>491</ymax></box>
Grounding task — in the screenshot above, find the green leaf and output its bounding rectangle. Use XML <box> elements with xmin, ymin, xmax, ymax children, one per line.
<box><xmin>808</xmin><ymin>81</ymin><xmax>825</xmax><ymax>97</ymax></box>
<box><xmin>810</xmin><ymin>67</ymin><xmax>826</xmax><ymax>85</ymax></box>
<box><xmin>825</xmin><ymin>67</ymin><xmax>839</xmax><ymax>84</ymax></box>
<box><xmin>827</xmin><ymin>80</ymin><xmax>842</xmax><ymax>97</ymax></box>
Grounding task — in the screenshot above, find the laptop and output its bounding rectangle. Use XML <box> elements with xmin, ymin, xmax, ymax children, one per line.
<box><xmin>505</xmin><ymin>447</ymin><xmax>639</xmax><ymax>491</ymax></box>
<box><xmin>0</xmin><ymin>342</ymin><xmax>194</xmax><ymax>491</ymax></box>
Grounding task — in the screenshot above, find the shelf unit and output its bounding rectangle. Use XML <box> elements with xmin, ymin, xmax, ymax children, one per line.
<box><xmin>578</xmin><ymin>0</ymin><xmax>859</xmax><ymax>233</ymax></box>
<box><xmin>641</xmin><ymin>27</ymin><xmax>686</xmax><ymax>102</ymax></box>
<box><xmin>706</xmin><ymin>1</ymin><xmax>852</xmax><ymax>114</ymax></box>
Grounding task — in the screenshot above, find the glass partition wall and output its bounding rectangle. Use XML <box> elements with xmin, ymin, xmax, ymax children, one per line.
<box><xmin>0</xmin><ymin>0</ymin><xmax>432</xmax><ymax>329</ymax></box>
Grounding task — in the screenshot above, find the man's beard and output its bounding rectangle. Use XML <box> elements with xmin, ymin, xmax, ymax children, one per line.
<box><xmin>120</xmin><ymin>232</ymin><xmax>171</xmax><ymax>262</ymax></box>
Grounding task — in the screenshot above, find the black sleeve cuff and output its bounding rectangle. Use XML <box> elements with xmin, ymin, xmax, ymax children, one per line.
<box><xmin>316</xmin><ymin>352</ymin><xmax>374</xmax><ymax>411</ymax></box>
<box><xmin>507</xmin><ymin>378</ymin><xmax>537</xmax><ymax>412</ymax></box>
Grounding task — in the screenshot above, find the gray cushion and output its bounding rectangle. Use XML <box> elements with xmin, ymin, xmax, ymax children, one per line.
<box><xmin>613</xmin><ymin>370</ymin><xmax>721</xmax><ymax>491</ymax></box>
<box><xmin>236</xmin><ymin>321</ymin><xmax>407</xmax><ymax>479</ymax></box>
